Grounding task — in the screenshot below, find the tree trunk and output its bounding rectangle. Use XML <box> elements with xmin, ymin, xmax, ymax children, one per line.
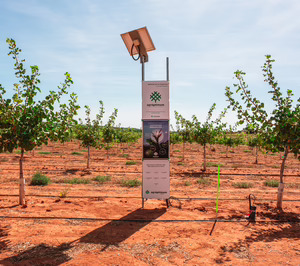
<box><xmin>255</xmin><ymin>146</ymin><xmax>258</xmax><ymax>164</ymax></box>
<box><xmin>19</xmin><ymin>149</ymin><xmax>26</xmax><ymax>206</ymax></box>
<box><xmin>87</xmin><ymin>145</ymin><xmax>90</xmax><ymax>169</ymax></box>
<box><xmin>277</xmin><ymin>146</ymin><xmax>289</xmax><ymax>210</ymax></box>
<box><xmin>203</xmin><ymin>144</ymin><xmax>207</xmax><ymax>172</ymax></box>
<box><xmin>226</xmin><ymin>146</ymin><xmax>228</xmax><ymax>158</ymax></box>
<box><xmin>182</xmin><ymin>142</ymin><xmax>185</xmax><ymax>161</ymax></box>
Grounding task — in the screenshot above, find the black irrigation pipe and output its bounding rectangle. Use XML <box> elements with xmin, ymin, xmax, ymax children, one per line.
<box><xmin>180</xmin><ymin>172</ymin><xmax>300</xmax><ymax>177</ymax></box>
<box><xmin>174</xmin><ymin>197</ymin><xmax>300</xmax><ymax>202</ymax></box>
<box><xmin>0</xmin><ymin>215</ymin><xmax>299</xmax><ymax>223</ymax></box>
<box><xmin>0</xmin><ymin>194</ymin><xmax>139</xmax><ymax>199</ymax></box>
<box><xmin>0</xmin><ymin>169</ymin><xmax>299</xmax><ymax>177</ymax></box>
<box><xmin>0</xmin><ymin>194</ymin><xmax>299</xmax><ymax>202</ymax></box>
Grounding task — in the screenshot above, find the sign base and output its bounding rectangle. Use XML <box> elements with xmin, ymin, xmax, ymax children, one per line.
<box><xmin>142</xmin><ymin>159</ymin><xmax>170</xmax><ymax>199</ymax></box>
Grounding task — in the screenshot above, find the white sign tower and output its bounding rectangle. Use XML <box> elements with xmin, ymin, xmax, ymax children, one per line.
<box><xmin>121</xmin><ymin>27</ymin><xmax>170</xmax><ymax>208</ymax></box>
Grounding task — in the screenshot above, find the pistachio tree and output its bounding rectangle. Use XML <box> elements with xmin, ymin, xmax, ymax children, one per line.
<box><xmin>102</xmin><ymin>108</ymin><xmax>118</xmax><ymax>158</ymax></box>
<box><xmin>192</xmin><ymin>103</ymin><xmax>226</xmax><ymax>171</ymax></box>
<box><xmin>221</xmin><ymin>132</ymin><xmax>235</xmax><ymax>158</ymax></box>
<box><xmin>174</xmin><ymin>111</ymin><xmax>194</xmax><ymax>161</ymax></box>
<box><xmin>75</xmin><ymin>101</ymin><xmax>104</xmax><ymax>168</ymax></box>
<box><xmin>115</xmin><ymin>127</ymin><xmax>141</xmax><ymax>153</ymax></box>
<box><xmin>243</xmin><ymin>119</ymin><xmax>264</xmax><ymax>164</ymax></box>
<box><xmin>170</xmin><ymin>125</ymin><xmax>182</xmax><ymax>156</ymax></box>
<box><xmin>246</xmin><ymin>131</ymin><xmax>263</xmax><ymax>164</ymax></box>
<box><xmin>0</xmin><ymin>39</ymin><xmax>80</xmax><ymax>206</ymax></box>
<box><xmin>220</xmin><ymin>125</ymin><xmax>244</xmax><ymax>157</ymax></box>
<box><xmin>225</xmin><ymin>55</ymin><xmax>300</xmax><ymax>209</ymax></box>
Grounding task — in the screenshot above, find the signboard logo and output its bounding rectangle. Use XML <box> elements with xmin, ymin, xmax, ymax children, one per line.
<box><xmin>150</xmin><ymin>91</ymin><xmax>161</xmax><ymax>103</ymax></box>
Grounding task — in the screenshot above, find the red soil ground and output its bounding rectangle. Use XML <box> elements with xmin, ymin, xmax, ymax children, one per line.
<box><xmin>0</xmin><ymin>141</ymin><xmax>299</xmax><ymax>265</ymax></box>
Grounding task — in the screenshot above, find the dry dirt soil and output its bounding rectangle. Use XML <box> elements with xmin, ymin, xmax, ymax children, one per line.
<box><xmin>0</xmin><ymin>141</ymin><xmax>299</xmax><ymax>265</ymax></box>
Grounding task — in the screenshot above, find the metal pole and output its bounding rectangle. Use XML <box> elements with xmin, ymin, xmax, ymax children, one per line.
<box><xmin>166</xmin><ymin>57</ymin><xmax>169</xmax><ymax>81</ymax></box>
<box><xmin>141</xmin><ymin>55</ymin><xmax>145</xmax><ymax>208</ymax></box>
<box><xmin>141</xmin><ymin>55</ymin><xmax>145</xmax><ymax>81</ymax></box>
<box><xmin>166</xmin><ymin>56</ymin><xmax>170</xmax><ymax>208</ymax></box>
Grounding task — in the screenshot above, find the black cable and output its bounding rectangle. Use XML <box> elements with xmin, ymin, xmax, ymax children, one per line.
<box><xmin>1</xmin><ymin>167</ymin><xmax>299</xmax><ymax>177</ymax></box>
<box><xmin>131</xmin><ymin>44</ymin><xmax>140</xmax><ymax>61</ymax></box>
<box><xmin>0</xmin><ymin>194</ymin><xmax>299</xmax><ymax>202</ymax></box>
<box><xmin>0</xmin><ymin>216</ymin><xmax>298</xmax><ymax>223</ymax></box>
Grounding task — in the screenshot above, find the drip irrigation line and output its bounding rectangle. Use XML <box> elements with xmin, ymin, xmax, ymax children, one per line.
<box><xmin>0</xmin><ymin>194</ymin><xmax>139</xmax><ymax>199</ymax></box>
<box><xmin>0</xmin><ymin>194</ymin><xmax>299</xmax><ymax>202</ymax></box>
<box><xmin>1</xmin><ymin>168</ymin><xmax>299</xmax><ymax>177</ymax></box>
<box><xmin>180</xmin><ymin>172</ymin><xmax>300</xmax><ymax>177</ymax></box>
<box><xmin>178</xmin><ymin>198</ymin><xmax>300</xmax><ymax>202</ymax></box>
<box><xmin>0</xmin><ymin>215</ymin><xmax>298</xmax><ymax>223</ymax></box>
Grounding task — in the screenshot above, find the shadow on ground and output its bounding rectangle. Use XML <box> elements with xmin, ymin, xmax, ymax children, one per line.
<box><xmin>0</xmin><ymin>243</ymin><xmax>72</xmax><ymax>266</ymax></box>
<box><xmin>79</xmin><ymin>208</ymin><xmax>166</xmax><ymax>249</ymax></box>
<box><xmin>215</xmin><ymin>206</ymin><xmax>300</xmax><ymax>264</ymax></box>
<box><xmin>0</xmin><ymin>226</ymin><xmax>10</xmax><ymax>252</ymax></box>
<box><xmin>0</xmin><ymin>208</ymin><xmax>166</xmax><ymax>265</ymax></box>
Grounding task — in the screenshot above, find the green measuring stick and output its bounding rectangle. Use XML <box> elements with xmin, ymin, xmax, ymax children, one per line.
<box><xmin>210</xmin><ymin>166</ymin><xmax>221</xmax><ymax>236</ymax></box>
<box><xmin>216</xmin><ymin>165</ymin><xmax>220</xmax><ymax>213</ymax></box>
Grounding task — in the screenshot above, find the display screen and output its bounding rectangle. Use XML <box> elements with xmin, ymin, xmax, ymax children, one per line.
<box><xmin>143</xmin><ymin>120</ymin><xmax>169</xmax><ymax>159</ymax></box>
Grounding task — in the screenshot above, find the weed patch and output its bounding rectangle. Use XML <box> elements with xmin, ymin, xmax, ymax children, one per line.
<box><xmin>197</xmin><ymin>178</ymin><xmax>210</xmax><ymax>185</ymax></box>
<box><xmin>184</xmin><ymin>181</ymin><xmax>191</xmax><ymax>186</ymax></box>
<box><xmin>71</xmin><ymin>152</ymin><xmax>83</xmax><ymax>156</ymax></box>
<box><xmin>15</xmin><ymin>150</ymin><xmax>27</xmax><ymax>154</ymax></box>
<box><xmin>59</xmin><ymin>188</ymin><xmax>69</xmax><ymax>198</ymax></box>
<box><xmin>233</xmin><ymin>182</ymin><xmax>253</xmax><ymax>188</ymax></box>
<box><xmin>264</xmin><ymin>180</ymin><xmax>279</xmax><ymax>187</ymax></box>
<box><xmin>65</xmin><ymin>178</ymin><xmax>90</xmax><ymax>184</ymax></box>
<box><xmin>270</xmin><ymin>165</ymin><xmax>280</xmax><ymax>169</ymax></box>
<box><xmin>121</xmin><ymin>179</ymin><xmax>141</xmax><ymax>187</ymax></box>
<box><xmin>30</xmin><ymin>172</ymin><xmax>51</xmax><ymax>186</ymax></box>
<box><xmin>94</xmin><ymin>176</ymin><xmax>111</xmax><ymax>184</ymax></box>
<box><xmin>38</xmin><ymin>151</ymin><xmax>52</xmax><ymax>155</ymax></box>
<box><xmin>286</xmin><ymin>183</ymin><xmax>300</xmax><ymax>189</ymax></box>
<box><xmin>126</xmin><ymin>161</ymin><xmax>136</xmax><ymax>165</ymax></box>
<box><xmin>205</xmin><ymin>162</ymin><xmax>224</xmax><ymax>167</ymax></box>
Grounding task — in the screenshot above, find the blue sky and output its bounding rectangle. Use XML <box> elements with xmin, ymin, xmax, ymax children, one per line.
<box><xmin>1</xmin><ymin>0</ymin><xmax>299</xmax><ymax>128</ymax></box>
